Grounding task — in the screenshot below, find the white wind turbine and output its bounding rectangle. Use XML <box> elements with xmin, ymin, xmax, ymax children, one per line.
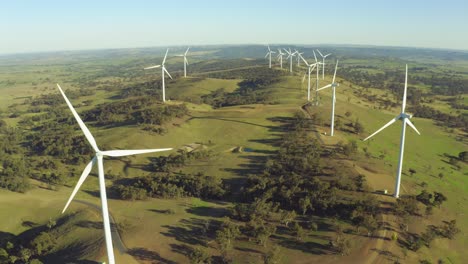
<box><xmin>363</xmin><ymin>65</ymin><xmax>420</xmax><ymax>198</ymax></box>
<box><xmin>317</xmin><ymin>49</ymin><xmax>331</xmax><ymax>79</ymax></box>
<box><xmin>312</xmin><ymin>51</ymin><xmax>322</xmax><ymax>106</ymax></box>
<box><xmin>144</xmin><ymin>49</ymin><xmax>173</xmax><ymax>102</ymax></box>
<box><xmin>177</xmin><ymin>47</ymin><xmax>190</xmax><ymax>78</ymax></box>
<box><xmin>295</xmin><ymin>49</ymin><xmax>304</xmax><ymax>67</ymax></box>
<box><xmin>277</xmin><ymin>48</ymin><xmax>286</xmax><ymax>69</ymax></box>
<box><xmin>317</xmin><ymin>60</ymin><xmax>339</xmax><ymax>136</ymax></box>
<box><xmin>265</xmin><ymin>45</ymin><xmax>276</xmax><ymax>68</ymax></box>
<box><xmin>57</xmin><ymin>84</ymin><xmax>172</xmax><ymax>264</ymax></box>
<box><xmin>284</xmin><ymin>48</ymin><xmax>296</xmax><ymax>73</ymax></box>
<box><xmin>299</xmin><ymin>53</ymin><xmax>319</xmax><ymax>102</ymax></box>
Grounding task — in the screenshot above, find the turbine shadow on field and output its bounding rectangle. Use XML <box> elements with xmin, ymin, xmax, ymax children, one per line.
<box><xmin>128</xmin><ymin>247</ymin><xmax>176</xmax><ymax>264</ymax></box>
<box><xmin>187</xmin><ymin>115</ymin><xmax>270</xmax><ymax>128</ymax></box>
<box><xmin>185</xmin><ymin>206</ymin><xmax>230</xmax><ymax>217</ymax></box>
<box><xmin>161</xmin><ymin>218</ymin><xmax>221</xmax><ymax>248</ymax></box>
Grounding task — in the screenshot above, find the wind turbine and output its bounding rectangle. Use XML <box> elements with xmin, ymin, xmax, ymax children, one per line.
<box><xmin>144</xmin><ymin>49</ymin><xmax>173</xmax><ymax>102</ymax></box>
<box><xmin>57</xmin><ymin>84</ymin><xmax>172</xmax><ymax>264</ymax></box>
<box><xmin>312</xmin><ymin>51</ymin><xmax>321</xmax><ymax>106</ymax></box>
<box><xmin>277</xmin><ymin>48</ymin><xmax>286</xmax><ymax>69</ymax></box>
<box><xmin>284</xmin><ymin>48</ymin><xmax>296</xmax><ymax>73</ymax></box>
<box><xmin>295</xmin><ymin>49</ymin><xmax>304</xmax><ymax>67</ymax></box>
<box><xmin>363</xmin><ymin>65</ymin><xmax>420</xmax><ymax>198</ymax></box>
<box><xmin>265</xmin><ymin>45</ymin><xmax>276</xmax><ymax>68</ymax></box>
<box><xmin>317</xmin><ymin>60</ymin><xmax>339</xmax><ymax>136</ymax></box>
<box><xmin>177</xmin><ymin>47</ymin><xmax>190</xmax><ymax>78</ymax></box>
<box><xmin>316</xmin><ymin>49</ymin><xmax>331</xmax><ymax>79</ymax></box>
<box><xmin>300</xmin><ymin>54</ymin><xmax>318</xmax><ymax>102</ymax></box>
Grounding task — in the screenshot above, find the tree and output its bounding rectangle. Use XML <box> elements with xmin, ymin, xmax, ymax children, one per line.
<box><xmin>433</xmin><ymin>192</ymin><xmax>447</xmax><ymax>208</ymax></box>
<box><xmin>291</xmin><ymin>222</ymin><xmax>306</xmax><ymax>241</ymax></box>
<box><xmin>280</xmin><ymin>210</ymin><xmax>296</xmax><ymax>227</ymax></box>
<box><xmin>354</xmin><ymin>119</ymin><xmax>365</xmax><ymax>134</ymax></box>
<box><xmin>441</xmin><ymin>220</ymin><xmax>460</xmax><ymax>239</ymax></box>
<box><xmin>334</xmin><ymin>234</ymin><xmax>351</xmax><ymax>256</ymax></box>
<box><xmin>215</xmin><ymin>219</ymin><xmax>240</xmax><ymax>254</ymax></box>
<box><xmin>30</xmin><ymin>232</ymin><xmax>55</xmax><ymax>255</ymax></box>
<box><xmin>263</xmin><ymin>245</ymin><xmax>281</xmax><ymax>264</ymax></box>
<box><xmin>416</xmin><ymin>190</ymin><xmax>432</xmax><ymax>205</ymax></box>
<box><xmin>299</xmin><ymin>196</ymin><xmax>311</xmax><ymax>215</ymax></box>
<box><xmin>19</xmin><ymin>248</ymin><xmax>32</xmax><ymax>263</ymax></box>
<box><xmin>362</xmin><ymin>214</ymin><xmax>378</xmax><ymax>236</ymax></box>
<box><xmin>0</xmin><ymin>248</ymin><xmax>8</xmax><ymax>262</ymax></box>
<box><xmin>189</xmin><ymin>247</ymin><xmax>211</xmax><ymax>264</ymax></box>
<box><xmin>458</xmin><ymin>151</ymin><xmax>468</xmax><ymax>162</ymax></box>
<box><xmin>438</xmin><ymin>173</ymin><xmax>444</xmax><ymax>180</ymax></box>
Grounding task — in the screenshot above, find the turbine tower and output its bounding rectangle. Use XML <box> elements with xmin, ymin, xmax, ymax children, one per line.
<box><xmin>277</xmin><ymin>48</ymin><xmax>285</xmax><ymax>69</ymax></box>
<box><xmin>300</xmin><ymin>54</ymin><xmax>319</xmax><ymax>102</ymax></box>
<box><xmin>317</xmin><ymin>60</ymin><xmax>339</xmax><ymax>136</ymax></box>
<box><xmin>265</xmin><ymin>45</ymin><xmax>276</xmax><ymax>68</ymax></box>
<box><xmin>316</xmin><ymin>49</ymin><xmax>331</xmax><ymax>79</ymax></box>
<box><xmin>284</xmin><ymin>48</ymin><xmax>296</xmax><ymax>73</ymax></box>
<box><xmin>177</xmin><ymin>47</ymin><xmax>190</xmax><ymax>78</ymax></box>
<box><xmin>144</xmin><ymin>49</ymin><xmax>173</xmax><ymax>102</ymax></box>
<box><xmin>295</xmin><ymin>49</ymin><xmax>304</xmax><ymax>67</ymax></box>
<box><xmin>312</xmin><ymin>51</ymin><xmax>321</xmax><ymax>106</ymax></box>
<box><xmin>363</xmin><ymin>65</ymin><xmax>421</xmax><ymax>198</ymax></box>
<box><xmin>57</xmin><ymin>84</ymin><xmax>172</xmax><ymax>264</ymax></box>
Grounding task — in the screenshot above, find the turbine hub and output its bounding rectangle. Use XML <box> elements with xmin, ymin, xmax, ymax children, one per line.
<box><xmin>96</xmin><ymin>151</ymin><xmax>103</xmax><ymax>157</ymax></box>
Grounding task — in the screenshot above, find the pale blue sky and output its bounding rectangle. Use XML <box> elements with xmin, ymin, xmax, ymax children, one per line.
<box><xmin>1</xmin><ymin>0</ymin><xmax>467</xmax><ymax>54</ymax></box>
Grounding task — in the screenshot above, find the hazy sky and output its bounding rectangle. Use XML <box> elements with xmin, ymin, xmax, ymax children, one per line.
<box><xmin>1</xmin><ymin>0</ymin><xmax>467</xmax><ymax>54</ymax></box>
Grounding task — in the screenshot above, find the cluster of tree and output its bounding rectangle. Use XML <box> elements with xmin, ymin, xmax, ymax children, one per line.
<box><xmin>416</xmin><ymin>190</ymin><xmax>447</xmax><ymax>208</ymax></box>
<box><xmin>148</xmin><ymin>149</ymin><xmax>214</xmax><ymax>172</ymax></box>
<box><xmin>416</xmin><ymin>74</ymin><xmax>468</xmax><ymax>96</ymax></box>
<box><xmin>82</xmin><ymin>97</ymin><xmax>188</xmax><ymax>127</ymax></box>
<box><xmin>340</xmin><ymin>65</ymin><xmax>468</xmax><ymax>97</ymax></box>
<box><xmin>27</xmin><ymin>122</ymin><xmax>93</xmax><ymax>164</ymax></box>
<box><xmin>201</xmin><ymin>69</ymin><xmax>283</xmax><ymax>108</ymax></box>
<box><xmin>189</xmin><ymin>59</ymin><xmax>264</xmax><ymax>77</ymax></box>
<box><xmin>114</xmin><ymin>172</ymin><xmax>225</xmax><ymax>200</ymax></box>
<box><xmin>0</xmin><ymin>220</ymin><xmax>57</xmax><ymax>264</ymax></box>
<box><xmin>409</xmin><ymin>105</ymin><xmax>468</xmax><ymax>131</ymax></box>
<box><xmin>405</xmin><ymin>220</ymin><xmax>460</xmax><ymax>251</ymax></box>
<box><xmin>0</xmin><ymin>155</ymin><xmax>31</xmax><ymax>193</ymax></box>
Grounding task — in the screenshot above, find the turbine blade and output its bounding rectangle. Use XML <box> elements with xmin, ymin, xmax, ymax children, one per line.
<box><xmin>164</xmin><ymin>67</ymin><xmax>173</xmax><ymax>79</ymax></box>
<box><xmin>302</xmin><ymin>74</ymin><xmax>306</xmax><ymax>83</ymax></box>
<box><xmin>332</xmin><ymin>60</ymin><xmax>339</xmax><ymax>84</ymax></box>
<box><xmin>402</xmin><ymin>64</ymin><xmax>408</xmax><ymax>113</ymax></box>
<box><xmin>313</xmin><ymin>50</ymin><xmax>318</xmax><ymax>62</ymax></box>
<box><xmin>265</xmin><ymin>53</ymin><xmax>269</xmax><ymax>58</ymax></box>
<box><xmin>406</xmin><ymin>119</ymin><xmax>421</xmax><ymax>135</ymax></box>
<box><xmin>317</xmin><ymin>84</ymin><xmax>332</xmax><ymax>91</ymax></box>
<box><xmin>62</xmin><ymin>157</ymin><xmax>96</xmax><ymax>213</ymax></box>
<box><xmin>363</xmin><ymin>116</ymin><xmax>399</xmax><ymax>141</ymax></box>
<box><xmin>325</xmin><ymin>53</ymin><xmax>332</xmax><ymax>57</ymax></box>
<box><xmin>162</xmin><ymin>48</ymin><xmax>169</xmax><ymax>65</ymax></box>
<box><xmin>144</xmin><ymin>65</ymin><xmax>161</xmax><ymax>70</ymax></box>
<box><xmin>57</xmin><ymin>84</ymin><xmax>99</xmax><ymax>152</ymax></box>
<box><xmin>300</xmin><ymin>55</ymin><xmax>309</xmax><ymax>66</ymax></box>
<box><xmin>317</xmin><ymin>49</ymin><xmax>324</xmax><ymax>57</ymax></box>
<box><xmin>185</xmin><ymin>47</ymin><xmax>190</xmax><ymax>55</ymax></box>
<box><xmin>267</xmin><ymin>45</ymin><xmax>271</xmax><ymax>51</ymax></box>
<box><xmin>185</xmin><ymin>57</ymin><xmax>189</xmax><ymax>65</ymax></box>
<box><xmin>102</xmin><ymin>148</ymin><xmax>173</xmax><ymax>157</ymax></box>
